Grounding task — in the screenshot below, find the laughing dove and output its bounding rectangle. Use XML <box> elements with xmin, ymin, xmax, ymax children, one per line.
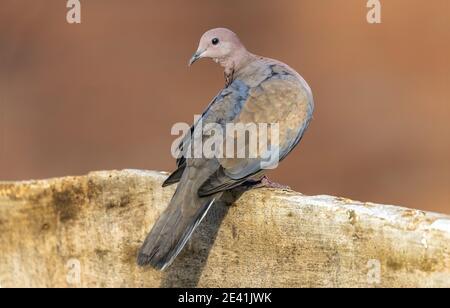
<box><xmin>137</xmin><ymin>28</ymin><xmax>314</xmax><ymax>270</ymax></box>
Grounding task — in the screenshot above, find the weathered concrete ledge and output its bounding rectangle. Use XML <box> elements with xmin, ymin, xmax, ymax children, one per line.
<box><xmin>0</xmin><ymin>169</ymin><xmax>449</xmax><ymax>288</ymax></box>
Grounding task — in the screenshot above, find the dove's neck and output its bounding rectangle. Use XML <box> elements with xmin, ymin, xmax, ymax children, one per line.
<box><xmin>222</xmin><ymin>49</ymin><xmax>256</xmax><ymax>85</ymax></box>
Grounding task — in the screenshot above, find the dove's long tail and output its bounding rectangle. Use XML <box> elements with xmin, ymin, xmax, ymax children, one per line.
<box><xmin>137</xmin><ymin>172</ymin><xmax>218</xmax><ymax>270</ymax></box>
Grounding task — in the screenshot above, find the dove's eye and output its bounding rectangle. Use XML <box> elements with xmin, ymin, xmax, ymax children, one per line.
<box><xmin>212</xmin><ymin>38</ymin><xmax>220</xmax><ymax>45</ymax></box>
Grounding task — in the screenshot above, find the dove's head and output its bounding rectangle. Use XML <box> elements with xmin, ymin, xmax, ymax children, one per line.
<box><xmin>189</xmin><ymin>28</ymin><xmax>249</xmax><ymax>70</ymax></box>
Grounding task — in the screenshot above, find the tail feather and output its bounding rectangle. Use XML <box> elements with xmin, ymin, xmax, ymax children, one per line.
<box><xmin>137</xmin><ymin>188</ymin><xmax>217</xmax><ymax>270</ymax></box>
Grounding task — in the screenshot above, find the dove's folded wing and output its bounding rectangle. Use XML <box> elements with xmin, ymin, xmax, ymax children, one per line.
<box><xmin>199</xmin><ymin>64</ymin><xmax>314</xmax><ymax>196</ymax></box>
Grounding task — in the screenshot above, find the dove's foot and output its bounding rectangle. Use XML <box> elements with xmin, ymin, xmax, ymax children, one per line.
<box><xmin>260</xmin><ymin>176</ymin><xmax>292</xmax><ymax>190</ymax></box>
<box><xmin>244</xmin><ymin>176</ymin><xmax>291</xmax><ymax>191</ymax></box>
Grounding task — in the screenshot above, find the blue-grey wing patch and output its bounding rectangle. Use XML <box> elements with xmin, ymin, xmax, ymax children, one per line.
<box><xmin>163</xmin><ymin>80</ymin><xmax>249</xmax><ymax>187</ymax></box>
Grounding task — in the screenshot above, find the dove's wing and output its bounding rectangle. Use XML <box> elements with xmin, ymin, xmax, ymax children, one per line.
<box><xmin>198</xmin><ymin>60</ymin><xmax>314</xmax><ymax>196</ymax></box>
<box><xmin>163</xmin><ymin>80</ymin><xmax>251</xmax><ymax>187</ymax></box>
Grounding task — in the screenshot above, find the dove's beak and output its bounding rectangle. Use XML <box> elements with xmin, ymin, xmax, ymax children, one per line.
<box><xmin>189</xmin><ymin>49</ymin><xmax>206</xmax><ymax>66</ymax></box>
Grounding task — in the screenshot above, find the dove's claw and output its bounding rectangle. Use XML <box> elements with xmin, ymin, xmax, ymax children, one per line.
<box><xmin>243</xmin><ymin>176</ymin><xmax>291</xmax><ymax>191</ymax></box>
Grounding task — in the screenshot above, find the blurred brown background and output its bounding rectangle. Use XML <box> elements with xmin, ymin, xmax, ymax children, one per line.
<box><xmin>0</xmin><ymin>0</ymin><xmax>448</xmax><ymax>213</ymax></box>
